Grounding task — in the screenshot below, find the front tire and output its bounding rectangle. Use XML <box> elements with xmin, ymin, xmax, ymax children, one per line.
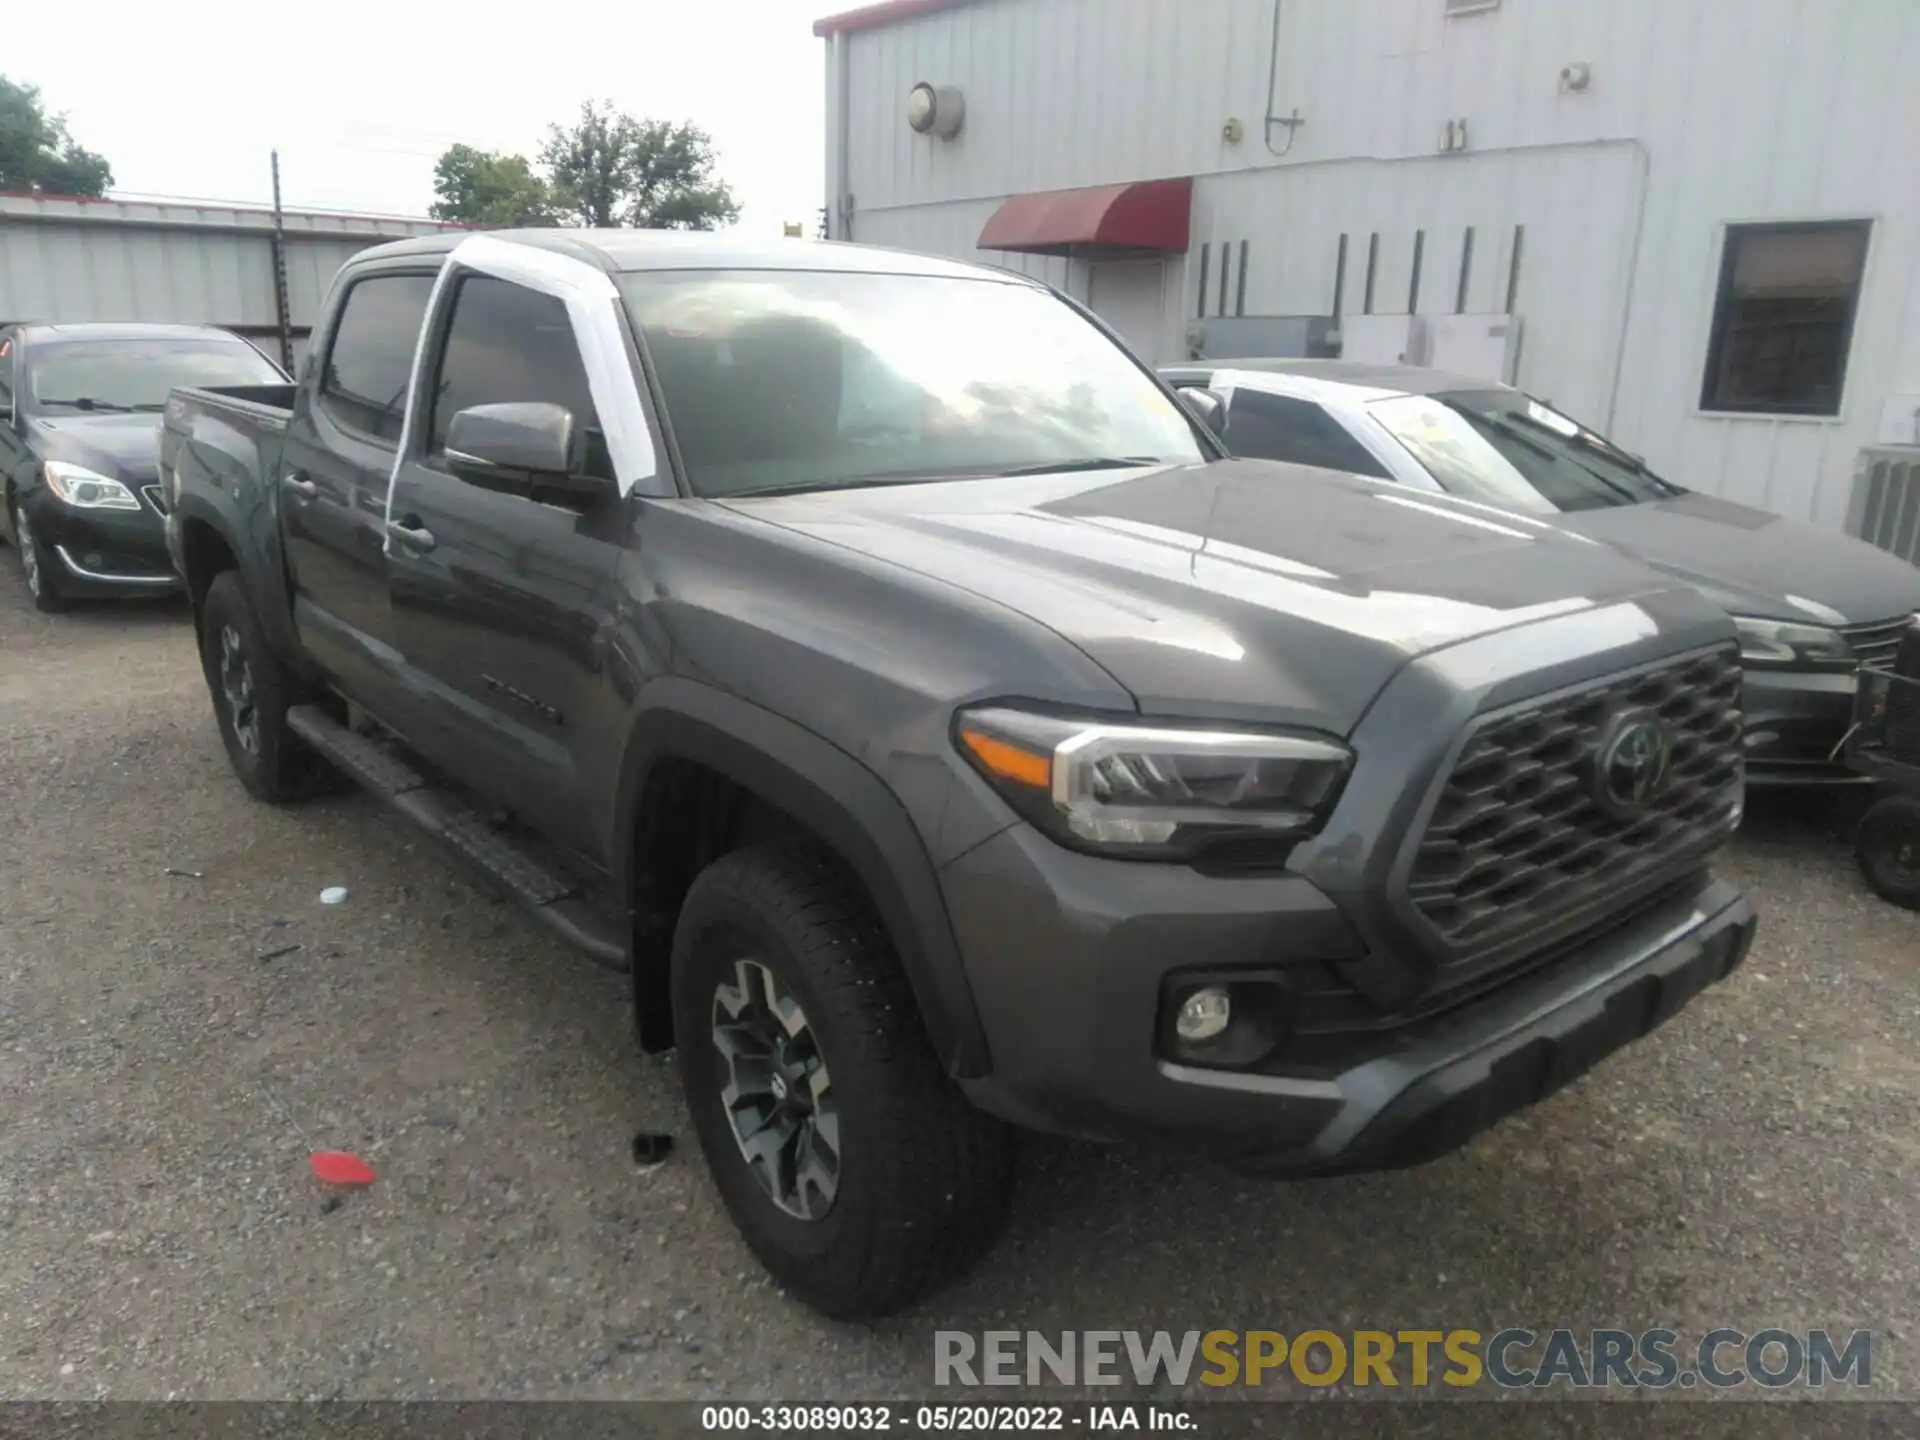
<box><xmin>672</xmin><ymin>843</ymin><xmax>1014</xmax><ymax>1319</ymax></box>
<box><xmin>9</xmin><ymin>499</ymin><xmax>67</xmax><ymax>613</ymax></box>
<box><xmin>1856</xmin><ymin>793</ymin><xmax>1920</xmax><ymax>910</ymax></box>
<box><xmin>198</xmin><ymin>571</ymin><xmax>335</xmax><ymax>803</ymax></box>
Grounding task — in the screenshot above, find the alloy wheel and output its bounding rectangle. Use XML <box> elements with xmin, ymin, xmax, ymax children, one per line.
<box><xmin>218</xmin><ymin>624</ymin><xmax>259</xmax><ymax>754</ymax></box>
<box><xmin>711</xmin><ymin>958</ymin><xmax>841</xmax><ymax>1220</ymax></box>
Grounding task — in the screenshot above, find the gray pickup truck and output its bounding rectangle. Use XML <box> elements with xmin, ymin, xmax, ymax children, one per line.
<box><xmin>161</xmin><ymin>229</ymin><xmax>1756</xmax><ymax>1319</ymax></box>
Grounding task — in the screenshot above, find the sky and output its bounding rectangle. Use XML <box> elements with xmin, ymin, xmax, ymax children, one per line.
<box><xmin>8</xmin><ymin>0</ymin><xmax>843</xmax><ymax>232</ymax></box>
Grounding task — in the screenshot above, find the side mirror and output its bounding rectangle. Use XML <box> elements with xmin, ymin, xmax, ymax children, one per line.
<box><xmin>1177</xmin><ymin>386</ymin><xmax>1228</xmax><ymax>437</ymax></box>
<box><xmin>444</xmin><ymin>402</ymin><xmax>611</xmax><ymax>504</ymax></box>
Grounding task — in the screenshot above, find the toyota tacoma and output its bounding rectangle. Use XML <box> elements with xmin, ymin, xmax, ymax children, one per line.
<box><xmin>161</xmin><ymin>231</ymin><xmax>1756</xmax><ymax>1319</ymax></box>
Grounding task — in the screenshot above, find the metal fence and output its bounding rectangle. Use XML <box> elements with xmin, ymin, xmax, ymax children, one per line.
<box><xmin>1849</xmin><ymin>447</ymin><xmax>1920</xmax><ymax>568</ymax></box>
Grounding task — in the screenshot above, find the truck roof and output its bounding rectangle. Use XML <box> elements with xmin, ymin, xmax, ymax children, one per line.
<box><xmin>1191</xmin><ymin>357</ymin><xmax>1501</xmax><ymax>398</ymax></box>
<box><xmin>352</xmin><ymin>229</ymin><xmax>1031</xmax><ymax>283</ymax></box>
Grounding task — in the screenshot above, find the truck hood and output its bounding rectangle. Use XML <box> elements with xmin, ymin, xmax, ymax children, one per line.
<box><xmin>25</xmin><ymin>413</ymin><xmax>164</xmax><ymax>483</ymax></box>
<box><xmin>726</xmin><ymin>458</ymin><xmax>1697</xmax><ymax>735</ymax></box>
<box><xmin>1554</xmin><ymin>491</ymin><xmax>1920</xmax><ymax>626</ymax></box>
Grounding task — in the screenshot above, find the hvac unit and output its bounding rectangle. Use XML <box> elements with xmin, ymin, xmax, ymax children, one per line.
<box><xmin>1184</xmin><ymin>315</ymin><xmax>1338</xmax><ymax>362</ymax></box>
<box><xmin>1849</xmin><ymin>447</ymin><xmax>1920</xmax><ymax>567</ymax></box>
<box><xmin>1337</xmin><ymin>314</ymin><xmax>1430</xmax><ymax>366</ymax></box>
<box><xmin>1428</xmin><ymin>313</ymin><xmax>1522</xmax><ymax>383</ymax></box>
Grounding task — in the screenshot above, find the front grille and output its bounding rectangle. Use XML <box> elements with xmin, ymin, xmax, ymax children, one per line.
<box><xmin>1407</xmin><ymin>647</ymin><xmax>1744</xmax><ymax>961</ymax></box>
<box><xmin>1843</xmin><ymin>614</ymin><xmax>1916</xmax><ymax>671</ymax></box>
<box><xmin>141</xmin><ymin>484</ymin><xmax>170</xmax><ymax>517</ymax></box>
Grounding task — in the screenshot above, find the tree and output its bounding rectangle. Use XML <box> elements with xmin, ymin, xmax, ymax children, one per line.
<box><xmin>0</xmin><ymin>76</ymin><xmax>113</xmax><ymax>197</ymax></box>
<box><xmin>428</xmin><ymin>144</ymin><xmax>559</xmax><ymax>228</ymax></box>
<box><xmin>539</xmin><ymin>102</ymin><xmax>739</xmax><ymax>231</ymax></box>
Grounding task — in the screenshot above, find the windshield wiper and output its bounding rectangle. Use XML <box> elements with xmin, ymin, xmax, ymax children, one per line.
<box><xmin>987</xmin><ymin>456</ymin><xmax>1163</xmax><ymax>479</ymax></box>
<box><xmin>733</xmin><ymin>470</ymin><xmax>988</xmax><ymax>499</ymax></box>
<box><xmin>37</xmin><ymin>397</ymin><xmax>137</xmax><ymax>413</ymax></box>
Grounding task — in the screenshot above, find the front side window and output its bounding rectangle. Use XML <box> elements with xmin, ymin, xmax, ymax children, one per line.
<box><xmin>22</xmin><ymin>336</ymin><xmax>284</xmax><ymax>415</ymax></box>
<box><xmin>1222</xmin><ymin>389</ymin><xmax>1390</xmax><ymax>478</ymax></box>
<box><xmin>0</xmin><ymin>335</ymin><xmax>14</xmax><ymax>415</ymax></box>
<box><xmin>320</xmin><ymin>274</ymin><xmax>436</xmax><ymax>443</ymax></box>
<box><xmin>426</xmin><ymin>274</ymin><xmax>607</xmax><ymax>474</ymax></box>
<box><xmin>619</xmin><ymin>269</ymin><xmax>1205</xmax><ymax>498</ymax></box>
<box><xmin>1370</xmin><ymin>389</ymin><xmax>1681</xmax><ymax>514</ymax></box>
<box><xmin>1700</xmin><ymin>221</ymin><xmax>1870</xmax><ymax>417</ymax></box>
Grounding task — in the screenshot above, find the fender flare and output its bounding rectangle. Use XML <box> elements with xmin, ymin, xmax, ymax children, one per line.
<box><xmin>610</xmin><ymin>677</ymin><xmax>992</xmax><ymax>1079</ymax></box>
<box><xmin>168</xmin><ymin>490</ymin><xmax>304</xmax><ymax>666</ymax></box>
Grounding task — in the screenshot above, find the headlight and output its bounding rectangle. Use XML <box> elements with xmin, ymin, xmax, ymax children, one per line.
<box><xmin>1732</xmin><ymin>616</ymin><xmax>1851</xmax><ymax>669</ymax></box>
<box><xmin>43</xmin><ymin>461</ymin><xmax>141</xmax><ymax>511</ymax></box>
<box><xmin>954</xmin><ymin>706</ymin><xmax>1352</xmax><ymax>860</ymax></box>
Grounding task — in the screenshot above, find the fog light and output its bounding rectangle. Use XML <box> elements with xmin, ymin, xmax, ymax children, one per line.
<box><xmin>1175</xmin><ymin>986</ymin><xmax>1232</xmax><ymax>1042</ymax></box>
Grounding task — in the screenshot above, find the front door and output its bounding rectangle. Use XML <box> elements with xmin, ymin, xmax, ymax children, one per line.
<box><xmin>280</xmin><ymin>268</ymin><xmax>437</xmax><ymax>716</ymax></box>
<box><xmin>1088</xmin><ymin>261</ymin><xmax>1168</xmax><ymax>364</ymax></box>
<box><xmin>382</xmin><ymin>270</ymin><xmax>633</xmax><ymax>863</ymax></box>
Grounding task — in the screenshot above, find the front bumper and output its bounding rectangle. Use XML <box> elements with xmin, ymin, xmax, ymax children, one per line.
<box><xmin>24</xmin><ymin>486</ymin><xmax>179</xmax><ymax>596</ymax></box>
<box><xmin>943</xmin><ymin>823</ymin><xmax>1754</xmax><ymax>1173</ymax></box>
<box><xmin>1741</xmin><ymin>666</ymin><xmax>1873</xmax><ymax>783</ymax></box>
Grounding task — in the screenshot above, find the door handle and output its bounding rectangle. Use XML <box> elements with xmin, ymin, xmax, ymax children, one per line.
<box><xmin>282</xmin><ymin>472</ymin><xmax>318</xmax><ymax>500</ymax></box>
<box><xmin>385</xmin><ymin>518</ymin><xmax>436</xmax><ymax>553</ymax></box>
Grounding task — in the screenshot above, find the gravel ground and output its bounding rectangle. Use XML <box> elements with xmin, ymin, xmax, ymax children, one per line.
<box><xmin>1</xmin><ymin>567</ymin><xmax>1916</xmax><ymax>1407</ymax></box>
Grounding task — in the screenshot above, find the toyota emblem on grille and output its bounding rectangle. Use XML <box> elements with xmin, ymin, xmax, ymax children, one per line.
<box><xmin>1595</xmin><ymin>712</ymin><xmax>1674</xmax><ymax>814</ymax></box>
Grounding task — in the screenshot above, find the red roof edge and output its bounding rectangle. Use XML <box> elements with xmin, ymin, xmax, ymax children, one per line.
<box><xmin>814</xmin><ymin>0</ymin><xmax>969</xmax><ymax>38</ymax></box>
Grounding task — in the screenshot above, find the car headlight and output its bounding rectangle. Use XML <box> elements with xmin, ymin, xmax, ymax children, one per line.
<box><xmin>954</xmin><ymin>706</ymin><xmax>1352</xmax><ymax>861</ymax></box>
<box><xmin>43</xmin><ymin>461</ymin><xmax>141</xmax><ymax>511</ymax></box>
<box><xmin>1731</xmin><ymin>615</ymin><xmax>1852</xmax><ymax>669</ymax></box>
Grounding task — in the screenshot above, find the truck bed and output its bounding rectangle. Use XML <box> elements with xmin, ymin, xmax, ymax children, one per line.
<box><xmin>171</xmin><ymin>382</ymin><xmax>298</xmax><ymax>427</ymax></box>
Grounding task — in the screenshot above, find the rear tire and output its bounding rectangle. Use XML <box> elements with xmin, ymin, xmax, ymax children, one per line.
<box><xmin>198</xmin><ymin>571</ymin><xmax>337</xmax><ymax>803</ymax></box>
<box><xmin>1856</xmin><ymin>794</ymin><xmax>1920</xmax><ymax>911</ymax></box>
<box><xmin>9</xmin><ymin>499</ymin><xmax>67</xmax><ymax>614</ymax></box>
<box><xmin>672</xmin><ymin>842</ymin><xmax>1014</xmax><ymax>1319</ymax></box>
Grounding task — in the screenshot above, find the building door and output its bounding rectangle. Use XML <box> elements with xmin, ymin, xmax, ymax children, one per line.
<box><xmin>1088</xmin><ymin>261</ymin><xmax>1167</xmax><ymax>363</ymax></box>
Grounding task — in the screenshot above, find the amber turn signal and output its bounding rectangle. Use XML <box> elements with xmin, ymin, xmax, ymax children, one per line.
<box><xmin>957</xmin><ymin>728</ymin><xmax>1052</xmax><ymax>790</ymax></box>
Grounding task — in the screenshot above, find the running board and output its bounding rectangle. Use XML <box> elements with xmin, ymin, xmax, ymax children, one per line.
<box><xmin>285</xmin><ymin>705</ymin><xmax>629</xmax><ymax>972</ymax></box>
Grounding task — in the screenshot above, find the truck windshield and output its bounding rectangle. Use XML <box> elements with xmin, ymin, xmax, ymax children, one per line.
<box><xmin>25</xmin><ymin>338</ymin><xmax>284</xmax><ymax>415</ymax></box>
<box><xmin>1369</xmin><ymin>389</ymin><xmax>1683</xmax><ymax>514</ymax></box>
<box><xmin>619</xmin><ymin>269</ymin><xmax>1205</xmax><ymax>497</ymax></box>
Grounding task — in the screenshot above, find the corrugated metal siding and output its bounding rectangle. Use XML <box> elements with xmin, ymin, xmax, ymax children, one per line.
<box><xmin>832</xmin><ymin>0</ymin><xmax>1920</xmax><ymax>533</ymax></box>
<box><xmin>1850</xmin><ymin>447</ymin><xmax>1920</xmax><ymax>568</ymax></box>
<box><xmin>0</xmin><ymin>196</ymin><xmax>455</xmax><ymax>358</ymax></box>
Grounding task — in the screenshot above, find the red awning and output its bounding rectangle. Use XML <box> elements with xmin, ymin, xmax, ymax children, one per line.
<box><xmin>977</xmin><ymin>178</ymin><xmax>1193</xmax><ymax>258</ymax></box>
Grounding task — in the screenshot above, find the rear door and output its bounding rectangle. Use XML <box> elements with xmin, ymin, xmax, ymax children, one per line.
<box><xmin>382</xmin><ymin>269</ymin><xmax>639</xmax><ymax>862</ymax></box>
<box><xmin>280</xmin><ymin>265</ymin><xmax>437</xmax><ymax>713</ymax></box>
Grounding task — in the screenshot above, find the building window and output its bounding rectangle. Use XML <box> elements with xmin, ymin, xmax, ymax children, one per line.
<box><xmin>1700</xmin><ymin>220</ymin><xmax>1870</xmax><ymax>417</ymax></box>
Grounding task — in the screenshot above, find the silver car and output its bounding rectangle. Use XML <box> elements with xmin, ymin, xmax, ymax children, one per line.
<box><xmin>1164</xmin><ymin>358</ymin><xmax>1920</xmax><ymax>785</ymax></box>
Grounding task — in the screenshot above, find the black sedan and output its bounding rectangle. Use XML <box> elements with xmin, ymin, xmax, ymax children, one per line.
<box><xmin>1</xmin><ymin>322</ymin><xmax>287</xmax><ymax>612</ymax></box>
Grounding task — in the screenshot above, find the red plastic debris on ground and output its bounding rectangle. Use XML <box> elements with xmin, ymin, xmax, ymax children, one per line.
<box><xmin>310</xmin><ymin>1151</ymin><xmax>376</xmax><ymax>1188</ymax></box>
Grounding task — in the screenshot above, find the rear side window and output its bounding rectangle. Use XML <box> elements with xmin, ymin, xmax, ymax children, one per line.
<box><xmin>0</xmin><ymin>335</ymin><xmax>13</xmax><ymax>415</ymax></box>
<box><xmin>1224</xmin><ymin>390</ymin><xmax>1390</xmax><ymax>479</ymax></box>
<box><xmin>427</xmin><ymin>275</ymin><xmax>607</xmax><ymax>474</ymax></box>
<box><xmin>319</xmin><ymin>274</ymin><xmax>436</xmax><ymax>444</ymax></box>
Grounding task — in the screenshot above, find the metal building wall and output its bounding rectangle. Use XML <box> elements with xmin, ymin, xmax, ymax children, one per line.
<box><xmin>0</xmin><ymin>196</ymin><xmax>457</xmax><ymax>368</ymax></box>
<box><xmin>828</xmin><ymin>0</ymin><xmax>1920</xmax><ymax>532</ymax></box>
